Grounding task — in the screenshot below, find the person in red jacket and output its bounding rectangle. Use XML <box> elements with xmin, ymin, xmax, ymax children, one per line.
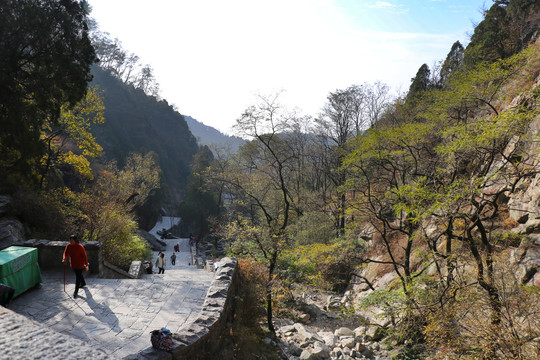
<box><xmin>62</xmin><ymin>234</ymin><xmax>89</xmax><ymax>298</ymax></box>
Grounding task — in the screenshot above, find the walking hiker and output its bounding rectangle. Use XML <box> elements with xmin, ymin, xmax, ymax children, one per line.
<box><xmin>170</xmin><ymin>253</ymin><xmax>176</xmax><ymax>266</ymax></box>
<box><xmin>156</xmin><ymin>252</ymin><xmax>166</xmax><ymax>274</ymax></box>
<box><xmin>62</xmin><ymin>234</ymin><xmax>89</xmax><ymax>298</ymax></box>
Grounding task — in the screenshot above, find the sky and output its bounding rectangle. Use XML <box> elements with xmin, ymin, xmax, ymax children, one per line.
<box><xmin>88</xmin><ymin>0</ymin><xmax>490</xmax><ymax>135</ymax></box>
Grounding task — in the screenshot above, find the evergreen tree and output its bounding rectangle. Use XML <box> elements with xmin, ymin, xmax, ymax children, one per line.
<box><xmin>178</xmin><ymin>146</ymin><xmax>220</xmax><ymax>238</ymax></box>
<box><xmin>440</xmin><ymin>41</ymin><xmax>465</xmax><ymax>86</ymax></box>
<box><xmin>462</xmin><ymin>0</ymin><xmax>540</xmax><ymax>65</ymax></box>
<box><xmin>407</xmin><ymin>63</ymin><xmax>431</xmax><ymax>101</ymax></box>
<box><xmin>0</xmin><ymin>0</ymin><xmax>96</xmax><ymax>179</ymax></box>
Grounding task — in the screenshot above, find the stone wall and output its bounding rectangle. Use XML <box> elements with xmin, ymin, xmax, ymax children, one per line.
<box><xmin>127</xmin><ymin>257</ymin><xmax>239</xmax><ymax>360</ymax></box>
<box><xmin>22</xmin><ymin>239</ymin><xmax>100</xmax><ymax>274</ymax></box>
<box><xmin>21</xmin><ymin>239</ymin><xmax>145</xmax><ymax>280</ymax></box>
<box><xmin>100</xmin><ymin>260</ymin><xmax>142</xmax><ymax>279</ymax></box>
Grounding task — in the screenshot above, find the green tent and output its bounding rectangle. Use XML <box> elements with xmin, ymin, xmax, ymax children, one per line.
<box><xmin>0</xmin><ymin>246</ymin><xmax>42</xmax><ymax>297</ymax></box>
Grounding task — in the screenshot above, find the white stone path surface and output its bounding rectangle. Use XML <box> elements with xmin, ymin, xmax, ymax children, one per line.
<box><xmin>8</xmin><ymin>218</ymin><xmax>214</xmax><ymax>358</ymax></box>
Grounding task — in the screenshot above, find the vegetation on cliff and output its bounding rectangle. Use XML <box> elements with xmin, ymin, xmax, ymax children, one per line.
<box><xmin>193</xmin><ymin>2</ymin><xmax>540</xmax><ymax>358</ymax></box>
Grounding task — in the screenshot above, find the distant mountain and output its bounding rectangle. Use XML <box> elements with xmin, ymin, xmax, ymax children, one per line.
<box><xmin>183</xmin><ymin>115</ymin><xmax>245</xmax><ymax>152</ymax></box>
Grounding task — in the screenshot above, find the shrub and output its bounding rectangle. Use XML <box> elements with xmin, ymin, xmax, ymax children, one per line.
<box><xmin>279</xmin><ymin>238</ymin><xmax>363</xmax><ymax>292</ymax></box>
<box><xmin>290</xmin><ymin>211</ymin><xmax>335</xmax><ymax>245</ymax></box>
<box><xmin>93</xmin><ymin>206</ymin><xmax>151</xmax><ymax>270</ymax></box>
<box><xmin>11</xmin><ymin>187</ymin><xmax>68</xmax><ymax>239</ymax></box>
<box><xmin>423</xmin><ymin>262</ymin><xmax>540</xmax><ymax>359</ymax></box>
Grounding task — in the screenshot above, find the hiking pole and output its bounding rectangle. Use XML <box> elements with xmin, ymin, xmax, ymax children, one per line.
<box><xmin>63</xmin><ymin>260</ymin><xmax>66</xmax><ymax>292</ymax></box>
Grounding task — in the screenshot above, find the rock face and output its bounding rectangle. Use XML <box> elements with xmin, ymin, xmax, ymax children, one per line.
<box><xmin>0</xmin><ymin>195</ymin><xmax>12</xmax><ymax>216</ymax></box>
<box><xmin>351</xmin><ymin>88</ymin><xmax>540</xmax><ymax>300</ymax></box>
<box><xmin>511</xmin><ymin>245</ymin><xmax>540</xmax><ymax>287</ymax></box>
<box><xmin>0</xmin><ymin>218</ymin><xmax>24</xmax><ymax>250</ymax></box>
<box><xmin>138</xmin><ymin>229</ymin><xmax>166</xmax><ymax>252</ymax></box>
<box><xmin>0</xmin><ymin>196</ymin><xmax>25</xmax><ymax>250</ymax></box>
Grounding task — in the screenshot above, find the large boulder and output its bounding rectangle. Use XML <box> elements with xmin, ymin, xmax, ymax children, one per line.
<box><xmin>334</xmin><ymin>327</ymin><xmax>354</xmax><ymax>337</ymax></box>
<box><xmin>511</xmin><ymin>245</ymin><xmax>540</xmax><ymax>287</ymax></box>
<box><xmin>138</xmin><ymin>229</ymin><xmax>166</xmax><ymax>251</ymax></box>
<box><xmin>0</xmin><ymin>218</ymin><xmax>25</xmax><ymax>250</ymax></box>
<box><xmin>0</xmin><ymin>195</ymin><xmax>25</xmax><ymax>250</ymax></box>
<box><xmin>299</xmin><ymin>341</ymin><xmax>330</xmax><ymax>360</ymax></box>
<box><xmin>317</xmin><ymin>331</ymin><xmax>336</xmax><ymax>347</ymax></box>
<box><xmin>0</xmin><ymin>195</ymin><xmax>13</xmax><ymax>216</ymax></box>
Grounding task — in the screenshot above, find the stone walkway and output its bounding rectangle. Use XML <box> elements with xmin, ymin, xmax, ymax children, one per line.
<box><xmin>8</xmin><ymin>224</ymin><xmax>214</xmax><ymax>358</ymax></box>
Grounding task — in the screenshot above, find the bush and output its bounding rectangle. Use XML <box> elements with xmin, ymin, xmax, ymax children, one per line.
<box><xmin>11</xmin><ymin>187</ymin><xmax>68</xmax><ymax>239</ymax></box>
<box><xmin>289</xmin><ymin>211</ymin><xmax>335</xmax><ymax>245</ymax></box>
<box><xmin>423</xmin><ymin>264</ymin><xmax>540</xmax><ymax>359</ymax></box>
<box><xmin>279</xmin><ymin>239</ymin><xmax>363</xmax><ymax>292</ymax></box>
<box><xmin>93</xmin><ymin>207</ymin><xmax>151</xmax><ymax>270</ymax></box>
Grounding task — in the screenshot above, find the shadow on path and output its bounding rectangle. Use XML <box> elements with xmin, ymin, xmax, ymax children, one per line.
<box><xmin>79</xmin><ymin>287</ymin><xmax>119</xmax><ymax>331</ymax></box>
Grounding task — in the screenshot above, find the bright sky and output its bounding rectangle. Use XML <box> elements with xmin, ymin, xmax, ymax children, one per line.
<box><xmin>88</xmin><ymin>0</ymin><xmax>489</xmax><ymax>135</ymax></box>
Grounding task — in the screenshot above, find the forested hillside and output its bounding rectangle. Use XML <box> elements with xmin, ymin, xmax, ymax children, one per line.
<box><xmin>90</xmin><ymin>66</ymin><xmax>198</xmax><ymax>203</ymax></box>
<box><xmin>189</xmin><ymin>1</ymin><xmax>540</xmax><ymax>359</ymax></box>
<box><xmin>0</xmin><ymin>0</ymin><xmax>187</xmax><ymax>269</ymax></box>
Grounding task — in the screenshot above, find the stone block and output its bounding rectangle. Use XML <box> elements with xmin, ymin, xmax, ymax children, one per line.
<box><xmin>334</xmin><ymin>327</ymin><xmax>354</xmax><ymax>337</ymax></box>
<box><xmin>340</xmin><ymin>336</ymin><xmax>356</xmax><ymax>348</ymax></box>
<box><xmin>129</xmin><ymin>260</ymin><xmax>143</xmax><ymax>278</ymax></box>
<box><xmin>317</xmin><ymin>331</ymin><xmax>336</xmax><ymax>347</ymax></box>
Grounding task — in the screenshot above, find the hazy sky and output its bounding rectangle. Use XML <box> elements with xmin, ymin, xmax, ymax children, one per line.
<box><xmin>88</xmin><ymin>0</ymin><xmax>489</xmax><ymax>134</ymax></box>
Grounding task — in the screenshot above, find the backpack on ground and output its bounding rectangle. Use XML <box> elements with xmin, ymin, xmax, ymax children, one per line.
<box><xmin>150</xmin><ymin>328</ymin><xmax>173</xmax><ymax>351</ymax></box>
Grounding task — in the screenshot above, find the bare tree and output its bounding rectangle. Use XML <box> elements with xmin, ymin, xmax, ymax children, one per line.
<box><xmin>217</xmin><ymin>93</ymin><xmax>303</xmax><ymax>335</ymax></box>
<box><xmin>365</xmin><ymin>81</ymin><xmax>391</xmax><ymax>127</ymax></box>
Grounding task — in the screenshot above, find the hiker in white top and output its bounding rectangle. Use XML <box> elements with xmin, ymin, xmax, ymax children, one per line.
<box><xmin>156</xmin><ymin>252</ymin><xmax>166</xmax><ymax>274</ymax></box>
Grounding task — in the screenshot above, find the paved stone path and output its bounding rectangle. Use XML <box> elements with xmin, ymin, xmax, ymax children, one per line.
<box><xmin>8</xmin><ymin>220</ymin><xmax>214</xmax><ymax>358</ymax></box>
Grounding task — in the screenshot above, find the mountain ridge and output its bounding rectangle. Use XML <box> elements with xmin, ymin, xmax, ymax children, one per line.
<box><xmin>183</xmin><ymin>115</ymin><xmax>245</xmax><ymax>152</ymax></box>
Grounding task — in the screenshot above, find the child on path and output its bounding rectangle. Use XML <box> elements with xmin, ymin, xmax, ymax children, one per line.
<box><xmin>170</xmin><ymin>253</ymin><xmax>176</xmax><ymax>266</ymax></box>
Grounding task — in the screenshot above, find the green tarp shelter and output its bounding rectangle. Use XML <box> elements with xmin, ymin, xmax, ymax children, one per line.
<box><xmin>0</xmin><ymin>246</ymin><xmax>42</xmax><ymax>297</ymax></box>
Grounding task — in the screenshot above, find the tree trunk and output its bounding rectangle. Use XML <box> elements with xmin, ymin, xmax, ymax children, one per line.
<box><xmin>266</xmin><ymin>256</ymin><xmax>276</xmax><ymax>334</ymax></box>
<box><xmin>466</xmin><ymin>223</ymin><xmax>502</xmax><ymax>326</ymax></box>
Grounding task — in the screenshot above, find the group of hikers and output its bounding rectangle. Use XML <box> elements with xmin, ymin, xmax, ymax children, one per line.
<box><xmin>144</xmin><ymin>233</ymin><xmax>197</xmax><ymax>275</ymax></box>
<box><xmin>145</xmin><ymin>251</ymin><xmax>173</xmax><ymax>274</ymax></box>
<box><xmin>61</xmin><ymin>233</ymin><xmax>198</xmax><ymax>294</ymax></box>
<box><xmin>1</xmin><ymin>232</ymin><xmax>198</xmax><ymax>305</ymax></box>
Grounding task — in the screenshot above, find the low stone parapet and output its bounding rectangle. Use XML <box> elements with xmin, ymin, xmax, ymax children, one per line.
<box><xmin>127</xmin><ymin>257</ymin><xmax>239</xmax><ymax>360</ymax></box>
<box><xmin>190</xmin><ymin>245</ymin><xmax>204</xmax><ymax>268</ymax></box>
<box><xmin>100</xmin><ymin>260</ymin><xmax>141</xmax><ymax>279</ymax></box>
<box><xmin>22</xmin><ymin>239</ymin><xmax>100</xmax><ymax>274</ymax></box>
